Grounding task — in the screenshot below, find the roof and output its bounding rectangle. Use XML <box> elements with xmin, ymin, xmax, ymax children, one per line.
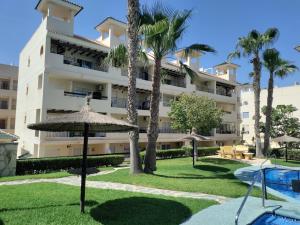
<box><xmin>295</xmin><ymin>45</ymin><xmax>300</xmax><ymax>52</ymax></box>
<box><xmin>214</xmin><ymin>61</ymin><xmax>240</xmax><ymax>68</ymax></box>
<box><xmin>0</xmin><ymin>64</ymin><xmax>18</xmax><ymax>78</ymax></box>
<box><xmin>95</xmin><ymin>17</ymin><xmax>127</xmax><ymax>31</ymax></box>
<box><xmin>0</xmin><ymin>130</ymin><xmax>18</xmax><ymax>140</ymax></box>
<box><xmin>35</xmin><ymin>0</ymin><xmax>83</xmax><ymax>16</ymax></box>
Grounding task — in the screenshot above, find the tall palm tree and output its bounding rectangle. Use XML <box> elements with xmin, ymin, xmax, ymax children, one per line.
<box><xmin>140</xmin><ymin>3</ymin><xmax>215</xmax><ymax>173</ymax></box>
<box><xmin>262</xmin><ymin>48</ymin><xmax>298</xmax><ymax>153</ymax></box>
<box><xmin>228</xmin><ymin>28</ymin><xmax>279</xmax><ymax>157</ymax></box>
<box><xmin>127</xmin><ymin>0</ymin><xmax>143</xmax><ymax>174</ymax></box>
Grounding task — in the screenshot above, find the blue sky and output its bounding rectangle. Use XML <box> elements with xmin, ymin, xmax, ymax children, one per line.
<box><xmin>0</xmin><ymin>0</ymin><xmax>300</xmax><ymax>87</ymax></box>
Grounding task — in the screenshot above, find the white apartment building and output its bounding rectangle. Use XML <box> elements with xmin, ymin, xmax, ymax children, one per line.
<box><xmin>15</xmin><ymin>0</ymin><xmax>240</xmax><ymax>158</ymax></box>
<box><xmin>239</xmin><ymin>83</ymin><xmax>300</xmax><ymax>146</ymax></box>
<box><xmin>0</xmin><ymin>64</ymin><xmax>18</xmax><ymax>134</ymax></box>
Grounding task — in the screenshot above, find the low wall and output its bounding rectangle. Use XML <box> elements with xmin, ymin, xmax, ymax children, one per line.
<box><xmin>0</xmin><ymin>143</ymin><xmax>17</xmax><ymax>176</ymax></box>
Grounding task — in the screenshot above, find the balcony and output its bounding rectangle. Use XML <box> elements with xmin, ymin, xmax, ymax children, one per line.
<box><xmin>111</xmin><ymin>97</ymin><xmax>150</xmax><ymax>110</ymax></box>
<box><xmin>64</xmin><ymin>91</ymin><xmax>108</xmax><ymax>100</ymax></box>
<box><xmin>196</xmin><ymin>85</ymin><xmax>214</xmax><ymax>94</ymax></box>
<box><xmin>216</xmin><ymin>82</ymin><xmax>235</xmax><ymax>97</ymax></box>
<box><xmin>46</xmin><ymin>131</ymin><xmax>106</xmax><ymax>139</ymax></box>
<box><xmin>121</xmin><ymin>67</ymin><xmax>151</xmax><ymax>81</ymax></box>
<box><xmin>161</xmin><ymin>68</ymin><xmax>186</xmax><ymax>88</ymax></box>
<box><xmin>50</xmin><ymin>39</ymin><xmax>108</xmax><ymax>73</ymax></box>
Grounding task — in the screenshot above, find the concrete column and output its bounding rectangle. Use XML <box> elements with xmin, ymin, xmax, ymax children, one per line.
<box><xmin>107</xmin><ymin>83</ymin><xmax>112</xmax><ymax>104</ymax></box>
<box><xmin>47</xmin><ymin>3</ymin><xmax>54</xmax><ymax>17</ymax></box>
<box><xmin>108</xmin><ymin>26</ymin><xmax>114</xmax><ymax>47</ymax></box>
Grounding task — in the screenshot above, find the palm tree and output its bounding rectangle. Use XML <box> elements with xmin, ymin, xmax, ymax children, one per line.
<box><xmin>127</xmin><ymin>0</ymin><xmax>143</xmax><ymax>174</ymax></box>
<box><xmin>262</xmin><ymin>48</ymin><xmax>298</xmax><ymax>153</ymax></box>
<box><xmin>228</xmin><ymin>28</ymin><xmax>279</xmax><ymax>157</ymax></box>
<box><xmin>140</xmin><ymin>3</ymin><xmax>215</xmax><ymax>173</ymax></box>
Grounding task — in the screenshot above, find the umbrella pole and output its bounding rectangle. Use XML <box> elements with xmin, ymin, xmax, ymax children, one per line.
<box><xmin>285</xmin><ymin>144</ymin><xmax>288</xmax><ymax>163</ymax></box>
<box><xmin>80</xmin><ymin>123</ymin><xmax>89</xmax><ymax>213</ymax></box>
<box><xmin>192</xmin><ymin>139</ymin><xmax>195</xmax><ymax>167</ymax></box>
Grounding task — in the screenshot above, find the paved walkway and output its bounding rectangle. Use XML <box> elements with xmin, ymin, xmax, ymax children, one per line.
<box><xmin>0</xmin><ymin>168</ymin><xmax>229</xmax><ymax>204</ymax></box>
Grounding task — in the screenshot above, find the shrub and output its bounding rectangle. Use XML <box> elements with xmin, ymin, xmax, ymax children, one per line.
<box><xmin>16</xmin><ymin>154</ymin><xmax>125</xmax><ymax>175</ymax></box>
<box><xmin>140</xmin><ymin>146</ymin><xmax>219</xmax><ymax>161</ymax></box>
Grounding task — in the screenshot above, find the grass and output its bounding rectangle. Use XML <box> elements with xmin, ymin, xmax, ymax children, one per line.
<box><xmin>271</xmin><ymin>158</ymin><xmax>300</xmax><ymax>167</ymax></box>
<box><xmin>89</xmin><ymin>157</ymin><xmax>264</xmax><ymax>198</ymax></box>
<box><xmin>0</xmin><ymin>183</ymin><xmax>216</xmax><ymax>225</ymax></box>
<box><xmin>0</xmin><ymin>166</ymin><xmax>114</xmax><ymax>182</ymax></box>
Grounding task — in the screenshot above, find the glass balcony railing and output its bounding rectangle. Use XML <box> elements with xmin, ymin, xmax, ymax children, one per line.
<box><xmin>111</xmin><ymin>97</ymin><xmax>150</xmax><ymax>110</ymax></box>
<box><xmin>64</xmin><ymin>91</ymin><xmax>108</xmax><ymax>100</ymax></box>
<box><xmin>46</xmin><ymin>131</ymin><xmax>106</xmax><ymax>138</ymax></box>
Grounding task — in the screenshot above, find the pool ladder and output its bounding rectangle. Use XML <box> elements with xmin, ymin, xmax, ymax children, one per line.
<box><xmin>235</xmin><ymin>154</ymin><xmax>277</xmax><ymax>225</ymax></box>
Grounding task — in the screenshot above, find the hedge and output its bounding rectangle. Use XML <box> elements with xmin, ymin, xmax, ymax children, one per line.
<box><xmin>140</xmin><ymin>146</ymin><xmax>220</xmax><ymax>161</ymax></box>
<box><xmin>16</xmin><ymin>154</ymin><xmax>125</xmax><ymax>175</ymax></box>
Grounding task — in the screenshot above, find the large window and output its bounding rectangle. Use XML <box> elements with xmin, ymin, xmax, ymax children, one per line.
<box><xmin>0</xmin><ymin>79</ymin><xmax>9</xmax><ymax>90</ymax></box>
<box><xmin>242</xmin><ymin>112</ymin><xmax>250</xmax><ymax>119</ymax></box>
<box><xmin>0</xmin><ymin>99</ymin><xmax>8</xmax><ymax>109</ymax></box>
<box><xmin>0</xmin><ymin>119</ymin><xmax>6</xmax><ymax>129</ymax></box>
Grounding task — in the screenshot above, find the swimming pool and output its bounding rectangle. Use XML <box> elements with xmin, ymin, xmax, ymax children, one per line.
<box><xmin>250</xmin><ymin>212</ymin><xmax>300</xmax><ymax>225</ymax></box>
<box><xmin>264</xmin><ymin>168</ymin><xmax>300</xmax><ymax>201</ymax></box>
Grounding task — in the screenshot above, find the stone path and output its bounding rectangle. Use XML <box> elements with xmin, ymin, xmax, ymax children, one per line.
<box><xmin>0</xmin><ymin>168</ymin><xmax>229</xmax><ymax>204</ymax></box>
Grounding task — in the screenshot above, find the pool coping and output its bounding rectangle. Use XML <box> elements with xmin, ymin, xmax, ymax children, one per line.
<box><xmin>234</xmin><ymin>164</ymin><xmax>300</xmax><ymax>204</ymax></box>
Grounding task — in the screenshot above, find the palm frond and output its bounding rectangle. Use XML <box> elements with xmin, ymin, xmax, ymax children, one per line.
<box><xmin>183</xmin><ymin>44</ymin><xmax>216</xmax><ymax>58</ymax></box>
<box><xmin>179</xmin><ymin>61</ymin><xmax>197</xmax><ymax>81</ymax></box>
<box><xmin>227</xmin><ymin>51</ymin><xmax>240</xmax><ymax>61</ymax></box>
<box><xmin>105</xmin><ymin>44</ymin><xmax>128</xmax><ymax>68</ymax></box>
<box><xmin>263</xmin><ymin>27</ymin><xmax>279</xmax><ymax>45</ymax></box>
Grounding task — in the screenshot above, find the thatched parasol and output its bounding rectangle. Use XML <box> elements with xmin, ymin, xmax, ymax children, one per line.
<box><xmin>182</xmin><ymin>128</ymin><xmax>211</xmax><ymax>167</ymax></box>
<box><xmin>28</xmin><ymin>97</ymin><xmax>137</xmax><ymax>213</ymax></box>
<box><xmin>0</xmin><ymin>130</ymin><xmax>18</xmax><ymax>141</ymax></box>
<box><xmin>272</xmin><ymin>135</ymin><xmax>300</xmax><ymax>162</ymax></box>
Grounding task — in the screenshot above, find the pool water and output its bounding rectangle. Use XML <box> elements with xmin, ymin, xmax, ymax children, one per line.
<box><xmin>250</xmin><ymin>213</ymin><xmax>300</xmax><ymax>225</ymax></box>
<box><xmin>264</xmin><ymin>168</ymin><xmax>300</xmax><ymax>201</ymax></box>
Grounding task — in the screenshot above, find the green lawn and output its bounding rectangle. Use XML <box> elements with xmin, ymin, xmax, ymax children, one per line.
<box><xmin>271</xmin><ymin>158</ymin><xmax>300</xmax><ymax>167</ymax></box>
<box><xmin>89</xmin><ymin>157</ymin><xmax>262</xmax><ymax>198</ymax></box>
<box><xmin>0</xmin><ymin>183</ymin><xmax>216</xmax><ymax>225</ymax></box>
<box><xmin>0</xmin><ymin>167</ymin><xmax>114</xmax><ymax>182</ymax></box>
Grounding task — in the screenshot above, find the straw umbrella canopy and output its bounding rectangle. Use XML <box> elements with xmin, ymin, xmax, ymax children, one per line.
<box><xmin>0</xmin><ymin>129</ymin><xmax>18</xmax><ymax>141</ymax></box>
<box><xmin>28</xmin><ymin>98</ymin><xmax>137</xmax><ymax>213</ymax></box>
<box><xmin>182</xmin><ymin>128</ymin><xmax>211</xmax><ymax>167</ymax></box>
<box><xmin>272</xmin><ymin>135</ymin><xmax>300</xmax><ymax>162</ymax></box>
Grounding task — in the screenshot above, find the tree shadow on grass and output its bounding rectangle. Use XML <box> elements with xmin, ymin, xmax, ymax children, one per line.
<box><xmin>0</xmin><ymin>219</ymin><xmax>3</xmax><ymax>225</ymax></box>
<box><xmin>194</xmin><ymin>164</ymin><xmax>230</xmax><ymax>173</ymax></box>
<box><xmin>199</xmin><ymin>158</ymin><xmax>242</xmax><ymax>165</ymax></box>
<box><xmin>90</xmin><ymin>197</ymin><xmax>192</xmax><ymax>225</ymax></box>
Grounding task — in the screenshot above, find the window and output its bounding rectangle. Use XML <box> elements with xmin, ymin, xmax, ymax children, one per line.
<box><xmin>35</xmin><ymin>109</ymin><xmax>41</xmax><ymax>137</ymax></box>
<box><xmin>242</xmin><ymin>112</ymin><xmax>250</xmax><ymax>119</ymax></box>
<box><xmin>27</xmin><ymin>57</ymin><xmax>30</xmax><ymax>67</ymax></box>
<box><xmin>0</xmin><ymin>79</ymin><xmax>9</xmax><ymax>90</ymax></box>
<box><xmin>38</xmin><ymin>74</ymin><xmax>43</xmax><ymax>89</ymax></box>
<box><xmin>26</xmin><ymin>85</ymin><xmax>29</xmax><ymax>95</ymax></box>
<box><xmin>11</xmin><ymin>99</ymin><xmax>16</xmax><ymax>110</ymax></box>
<box><xmin>242</xmin><ymin>125</ymin><xmax>250</xmax><ymax>134</ymax></box>
<box><xmin>243</xmin><ymin>101</ymin><xmax>248</xmax><ymax>105</ymax></box>
<box><xmin>24</xmin><ymin>115</ymin><xmax>27</xmax><ymax>124</ymax></box>
<box><xmin>40</xmin><ymin>45</ymin><xmax>44</xmax><ymax>56</ymax></box>
<box><xmin>10</xmin><ymin>118</ymin><xmax>15</xmax><ymax>129</ymax></box>
<box><xmin>12</xmin><ymin>80</ymin><xmax>18</xmax><ymax>90</ymax></box>
<box><xmin>0</xmin><ymin>119</ymin><xmax>6</xmax><ymax>129</ymax></box>
<box><xmin>0</xmin><ymin>99</ymin><xmax>8</xmax><ymax>109</ymax></box>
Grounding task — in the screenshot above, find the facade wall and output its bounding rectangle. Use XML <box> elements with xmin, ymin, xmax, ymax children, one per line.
<box><xmin>16</xmin><ymin>0</ymin><xmax>240</xmax><ymax>158</ymax></box>
<box><xmin>239</xmin><ymin>84</ymin><xmax>300</xmax><ymax>146</ymax></box>
<box><xmin>0</xmin><ymin>64</ymin><xmax>18</xmax><ymax>135</ymax></box>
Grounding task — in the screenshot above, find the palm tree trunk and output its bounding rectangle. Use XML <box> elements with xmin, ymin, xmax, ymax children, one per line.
<box><xmin>127</xmin><ymin>0</ymin><xmax>142</xmax><ymax>174</ymax></box>
<box><xmin>144</xmin><ymin>57</ymin><xmax>161</xmax><ymax>173</ymax></box>
<box><xmin>253</xmin><ymin>55</ymin><xmax>263</xmax><ymax>157</ymax></box>
<box><xmin>263</xmin><ymin>72</ymin><xmax>274</xmax><ymax>155</ymax></box>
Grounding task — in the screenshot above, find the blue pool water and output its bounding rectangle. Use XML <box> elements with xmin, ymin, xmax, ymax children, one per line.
<box><xmin>250</xmin><ymin>213</ymin><xmax>300</xmax><ymax>225</ymax></box>
<box><xmin>264</xmin><ymin>168</ymin><xmax>300</xmax><ymax>201</ymax></box>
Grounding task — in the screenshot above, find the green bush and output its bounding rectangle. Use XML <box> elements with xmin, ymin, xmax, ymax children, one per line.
<box><xmin>140</xmin><ymin>146</ymin><xmax>219</xmax><ymax>161</ymax></box>
<box><xmin>16</xmin><ymin>155</ymin><xmax>125</xmax><ymax>175</ymax></box>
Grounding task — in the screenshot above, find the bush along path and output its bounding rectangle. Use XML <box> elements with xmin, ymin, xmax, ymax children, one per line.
<box><xmin>0</xmin><ymin>167</ymin><xmax>229</xmax><ymax>204</ymax></box>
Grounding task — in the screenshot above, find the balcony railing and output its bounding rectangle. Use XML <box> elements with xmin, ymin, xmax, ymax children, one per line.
<box><xmin>64</xmin><ymin>91</ymin><xmax>108</xmax><ymax>100</ymax></box>
<box><xmin>121</xmin><ymin>69</ymin><xmax>151</xmax><ymax>81</ymax></box>
<box><xmin>111</xmin><ymin>97</ymin><xmax>150</xmax><ymax>110</ymax></box>
<box><xmin>216</xmin><ymin>129</ymin><xmax>236</xmax><ymax>134</ymax></box>
<box><xmin>139</xmin><ymin>127</ymin><xmax>182</xmax><ymax>133</ymax></box>
<box><xmin>46</xmin><ymin>131</ymin><xmax>106</xmax><ymax>138</ymax></box>
<box><xmin>196</xmin><ymin>85</ymin><xmax>214</xmax><ymax>94</ymax></box>
<box><xmin>63</xmin><ymin>56</ymin><xmax>108</xmax><ymax>72</ymax></box>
